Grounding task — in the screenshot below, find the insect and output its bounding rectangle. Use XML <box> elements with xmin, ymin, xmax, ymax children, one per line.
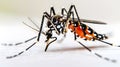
<box><xmin>2</xmin><ymin>5</ymin><xmax>119</xmax><ymax>63</ymax></box>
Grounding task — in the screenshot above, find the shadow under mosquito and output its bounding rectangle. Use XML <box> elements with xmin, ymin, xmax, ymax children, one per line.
<box><xmin>48</xmin><ymin>45</ymin><xmax>108</xmax><ymax>52</ymax></box>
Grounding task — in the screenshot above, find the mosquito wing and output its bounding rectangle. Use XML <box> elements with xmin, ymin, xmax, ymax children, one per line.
<box><xmin>73</xmin><ymin>18</ymin><xmax>107</xmax><ymax>25</ymax></box>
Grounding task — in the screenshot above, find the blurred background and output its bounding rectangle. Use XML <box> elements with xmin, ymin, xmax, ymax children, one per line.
<box><xmin>0</xmin><ymin>0</ymin><xmax>120</xmax><ymax>67</ymax></box>
<box><xmin>0</xmin><ymin>0</ymin><xmax>120</xmax><ymax>22</ymax></box>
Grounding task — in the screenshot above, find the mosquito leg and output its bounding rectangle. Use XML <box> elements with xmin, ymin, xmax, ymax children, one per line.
<box><xmin>61</xmin><ymin>8</ymin><xmax>68</xmax><ymax>16</ymax></box>
<box><xmin>98</xmin><ymin>40</ymin><xmax>120</xmax><ymax>47</ymax></box>
<box><xmin>71</xmin><ymin>12</ymin><xmax>77</xmax><ymax>40</ymax></box>
<box><xmin>68</xmin><ymin>5</ymin><xmax>81</xmax><ymax>23</ymax></box>
<box><xmin>45</xmin><ymin>37</ymin><xmax>57</xmax><ymax>52</ymax></box>
<box><xmin>24</xmin><ymin>36</ymin><xmax>37</xmax><ymax>43</ymax></box>
<box><xmin>77</xmin><ymin>41</ymin><xmax>116</xmax><ymax>63</ymax></box>
<box><xmin>6</xmin><ymin>42</ymin><xmax>37</xmax><ymax>59</ymax></box>
<box><xmin>50</xmin><ymin>7</ymin><xmax>56</xmax><ymax>16</ymax></box>
<box><xmin>68</xmin><ymin>11</ymin><xmax>77</xmax><ymax>40</ymax></box>
<box><xmin>55</xmin><ymin>8</ymin><xmax>68</xmax><ymax>43</ymax></box>
<box><xmin>1</xmin><ymin>18</ymin><xmax>40</xmax><ymax>46</ymax></box>
<box><xmin>61</xmin><ymin>8</ymin><xmax>68</xmax><ymax>36</ymax></box>
<box><xmin>37</xmin><ymin>11</ymin><xmax>54</xmax><ymax>41</ymax></box>
<box><xmin>37</xmin><ymin>14</ymin><xmax>45</xmax><ymax>41</ymax></box>
<box><xmin>1</xmin><ymin>36</ymin><xmax>37</xmax><ymax>46</ymax></box>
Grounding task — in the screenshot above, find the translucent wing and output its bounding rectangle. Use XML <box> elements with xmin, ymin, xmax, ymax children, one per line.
<box><xmin>73</xmin><ymin>18</ymin><xmax>107</xmax><ymax>24</ymax></box>
<box><xmin>81</xmin><ymin>19</ymin><xmax>107</xmax><ymax>24</ymax></box>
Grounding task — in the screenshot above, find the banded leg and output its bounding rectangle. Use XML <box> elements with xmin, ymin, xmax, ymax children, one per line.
<box><xmin>1</xmin><ymin>36</ymin><xmax>37</xmax><ymax>46</ymax></box>
<box><xmin>77</xmin><ymin>41</ymin><xmax>116</xmax><ymax>63</ymax></box>
<box><xmin>6</xmin><ymin>12</ymin><xmax>52</xmax><ymax>58</ymax></box>
<box><xmin>1</xmin><ymin>18</ymin><xmax>39</xmax><ymax>46</ymax></box>
<box><xmin>6</xmin><ymin>42</ymin><xmax>37</xmax><ymax>59</ymax></box>
<box><xmin>98</xmin><ymin>40</ymin><xmax>120</xmax><ymax>47</ymax></box>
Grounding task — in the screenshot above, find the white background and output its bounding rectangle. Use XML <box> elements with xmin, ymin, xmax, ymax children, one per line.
<box><xmin>0</xmin><ymin>0</ymin><xmax>120</xmax><ymax>67</ymax></box>
<box><xmin>0</xmin><ymin>0</ymin><xmax>120</xmax><ymax>22</ymax></box>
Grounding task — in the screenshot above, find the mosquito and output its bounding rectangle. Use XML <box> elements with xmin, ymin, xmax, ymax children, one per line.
<box><xmin>2</xmin><ymin>5</ymin><xmax>119</xmax><ymax>63</ymax></box>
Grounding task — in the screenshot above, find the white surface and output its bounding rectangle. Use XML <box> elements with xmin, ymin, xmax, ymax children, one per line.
<box><xmin>0</xmin><ymin>14</ymin><xmax>120</xmax><ymax>67</ymax></box>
